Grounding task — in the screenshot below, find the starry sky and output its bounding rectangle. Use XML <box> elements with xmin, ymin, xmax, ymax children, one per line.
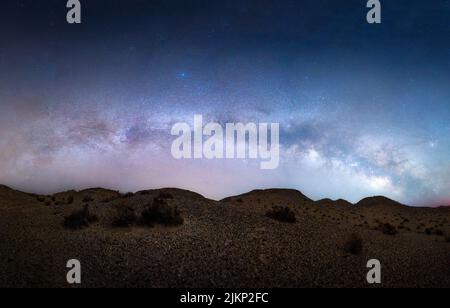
<box><xmin>1</xmin><ymin>0</ymin><xmax>449</xmax><ymax>206</ymax></box>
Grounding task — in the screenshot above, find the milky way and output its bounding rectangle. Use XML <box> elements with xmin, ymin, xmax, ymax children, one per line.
<box><xmin>1</xmin><ymin>0</ymin><xmax>449</xmax><ymax>206</ymax></box>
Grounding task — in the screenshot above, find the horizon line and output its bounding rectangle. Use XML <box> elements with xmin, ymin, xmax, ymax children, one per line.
<box><xmin>1</xmin><ymin>183</ymin><xmax>448</xmax><ymax>209</ymax></box>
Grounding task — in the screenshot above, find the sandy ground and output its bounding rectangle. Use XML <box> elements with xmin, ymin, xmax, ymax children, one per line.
<box><xmin>0</xmin><ymin>185</ymin><xmax>449</xmax><ymax>288</ymax></box>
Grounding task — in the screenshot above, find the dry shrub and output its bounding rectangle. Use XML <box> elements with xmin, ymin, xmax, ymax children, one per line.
<box><xmin>380</xmin><ymin>223</ymin><xmax>398</xmax><ymax>235</ymax></box>
<box><xmin>344</xmin><ymin>233</ymin><xmax>363</xmax><ymax>255</ymax></box>
<box><xmin>435</xmin><ymin>229</ymin><xmax>444</xmax><ymax>236</ymax></box>
<box><xmin>122</xmin><ymin>192</ymin><xmax>134</xmax><ymax>198</ymax></box>
<box><xmin>158</xmin><ymin>192</ymin><xmax>174</xmax><ymax>199</ymax></box>
<box><xmin>113</xmin><ymin>205</ymin><xmax>137</xmax><ymax>228</ymax></box>
<box><xmin>266</xmin><ymin>206</ymin><xmax>296</xmax><ymax>223</ymax></box>
<box><xmin>82</xmin><ymin>196</ymin><xmax>94</xmax><ymax>203</ymax></box>
<box><xmin>64</xmin><ymin>204</ymin><xmax>98</xmax><ymax>230</ymax></box>
<box><xmin>141</xmin><ymin>198</ymin><xmax>183</xmax><ymax>227</ymax></box>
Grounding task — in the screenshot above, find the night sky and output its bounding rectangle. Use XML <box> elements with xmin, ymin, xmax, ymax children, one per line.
<box><xmin>1</xmin><ymin>0</ymin><xmax>449</xmax><ymax>206</ymax></box>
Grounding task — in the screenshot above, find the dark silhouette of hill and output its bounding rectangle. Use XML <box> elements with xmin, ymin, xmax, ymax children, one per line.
<box><xmin>316</xmin><ymin>198</ymin><xmax>353</xmax><ymax>207</ymax></box>
<box><xmin>222</xmin><ymin>188</ymin><xmax>313</xmax><ymax>203</ymax></box>
<box><xmin>356</xmin><ymin>196</ymin><xmax>405</xmax><ymax>208</ymax></box>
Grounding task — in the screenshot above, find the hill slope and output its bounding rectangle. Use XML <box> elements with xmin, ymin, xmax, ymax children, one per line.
<box><xmin>0</xmin><ymin>186</ymin><xmax>449</xmax><ymax>288</ymax></box>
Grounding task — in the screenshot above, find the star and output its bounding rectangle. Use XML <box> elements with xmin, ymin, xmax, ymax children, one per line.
<box><xmin>177</xmin><ymin>72</ymin><xmax>189</xmax><ymax>79</ymax></box>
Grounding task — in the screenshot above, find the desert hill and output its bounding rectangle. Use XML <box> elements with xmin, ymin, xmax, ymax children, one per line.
<box><xmin>0</xmin><ymin>185</ymin><xmax>449</xmax><ymax>288</ymax></box>
<box><xmin>222</xmin><ymin>188</ymin><xmax>313</xmax><ymax>203</ymax></box>
<box><xmin>0</xmin><ymin>184</ymin><xmax>30</xmax><ymax>199</ymax></box>
<box><xmin>356</xmin><ymin>196</ymin><xmax>405</xmax><ymax>208</ymax></box>
<box><xmin>316</xmin><ymin>198</ymin><xmax>353</xmax><ymax>207</ymax></box>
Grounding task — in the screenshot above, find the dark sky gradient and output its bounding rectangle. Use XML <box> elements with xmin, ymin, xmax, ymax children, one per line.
<box><xmin>1</xmin><ymin>0</ymin><xmax>449</xmax><ymax>205</ymax></box>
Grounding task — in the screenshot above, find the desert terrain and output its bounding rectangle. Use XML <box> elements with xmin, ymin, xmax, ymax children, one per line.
<box><xmin>0</xmin><ymin>184</ymin><xmax>448</xmax><ymax>288</ymax></box>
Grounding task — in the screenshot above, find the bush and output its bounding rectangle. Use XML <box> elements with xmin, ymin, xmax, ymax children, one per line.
<box><xmin>266</xmin><ymin>206</ymin><xmax>296</xmax><ymax>223</ymax></box>
<box><xmin>435</xmin><ymin>229</ymin><xmax>444</xmax><ymax>236</ymax></box>
<box><xmin>380</xmin><ymin>223</ymin><xmax>398</xmax><ymax>235</ymax></box>
<box><xmin>158</xmin><ymin>192</ymin><xmax>174</xmax><ymax>199</ymax></box>
<box><xmin>67</xmin><ymin>196</ymin><xmax>74</xmax><ymax>204</ymax></box>
<box><xmin>113</xmin><ymin>205</ymin><xmax>137</xmax><ymax>228</ymax></box>
<box><xmin>122</xmin><ymin>192</ymin><xmax>134</xmax><ymax>199</ymax></box>
<box><xmin>445</xmin><ymin>237</ymin><xmax>450</xmax><ymax>243</ymax></box>
<box><xmin>140</xmin><ymin>198</ymin><xmax>183</xmax><ymax>227</ymax></box>
<box><xmin>36</xmin><ymin>196</ymin><xmax>45</xmax><ymax>203</ymax></box>
<box><xmin>344</xmin><ymin>233</ymin><xmax>363</xmax><ymax>255</ymax></box>
<box><xmin>64</xmin><ymin>204</ymin><xmax>98</xmax><ymax>230</ymax></box>
<box><xmin>102</xmin><ymin>194</ymin><xmax>121</xmax><ymax>203</ymax></box>
<box><xmin>82</xmin><ymin>196</ymin><xmax>94</xmax><ymax>203</ymax></box>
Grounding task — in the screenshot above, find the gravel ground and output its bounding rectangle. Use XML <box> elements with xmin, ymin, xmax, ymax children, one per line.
<box><xmin>0</xmin><ymin>185</ymin><xmax>449</xmax><ymax>288</ymax></box>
